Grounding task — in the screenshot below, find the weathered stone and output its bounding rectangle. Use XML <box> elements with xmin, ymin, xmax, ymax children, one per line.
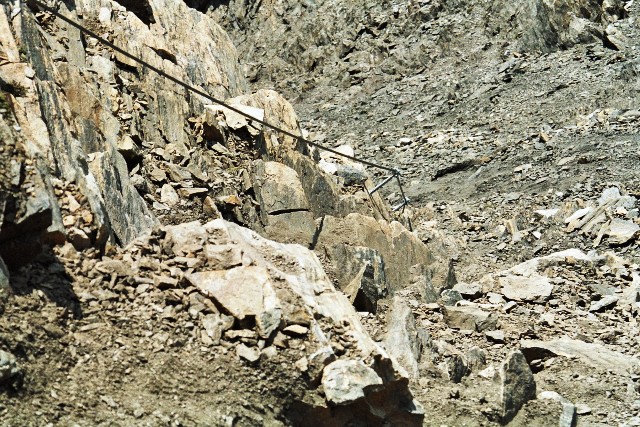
<box><xmin>252</xmin><ymin>160</ymin><xmax>314</xmax><ymax>243</ymax></box>
<box><xmin>160</xmin><ymin>184</ymin><xmax>180</xmax><ymax>207</ymax></box>
<box><xmin>499</xmin><ymin>274</ymin><xmax>553</xmax><ymax>302</ymax></box>
<box><xmin>204</xmin><ymin>244</ymin><xmax>242</xmax><ymax>269</ymax></box>
<box><xmin>488</xmin><ymin>0</ymin><xmax>606</xmax><ymax>52</ymax></box>
<box><xmin>204</xmin><ymin>103</ymin><xmax>264</xmax><ymax>131</ymax></box>
<box><xmin>520</xmin><ymin>337</ymin><xmax>637</xmax><ymax>374</ymax></box>
<box><xmin>605</xmin><ymin>218</ymin><xmax>639</xmax><ymax>245</ymax></box>
<box><xmin>164</xmin><ymin>221</ymin><xmax>206</xmax><ymax>256</ymax></box>
<box><xmin>501</xmin><ymin>350</ymin><xmax>536</xmax><ymax>424</ymax></box>
<box><xmin>203</xmin><ymin>196</ymin><xmax>222</xmax><ymax>218</ymax></box>
<box><xmin>95</xmin><ymin>259</ymin><xmax>131</xmax><ymax>277</ymax></box>
<box><xmin>317</xmin><ymin>213</ymin><xmax>434</xmax><ymax>293</ymax></box>
<box><xmin>485</xmin><ymin>330</ymin><xmax>505</xmax><ymax>343</ymax></box>
<box><xmin>67</xmin><ymin>227</ymin><xmax>92</xmax><ymax>250</ymax></box>
<box><xmin>385</xmin><ymin>297</ymin><xmax>420</xmax><ymax>378</ymax></box>
<box><xmin>537</xmin><ymin>391</ymin><xmax>577</xmax><ymax>427</ymax></box>
<box><xmin>283</xmin><ymin>325</ymin><xmax>309</xmax><ymax>336</ymax></box>
<box><xmin>228</xmin><ymin>89</ymin><xmax>302</xmax><ymax>152</ymax></box>
<box><xmin>444</xmin><ymin>305</ymin><xmax>497</xmax><ymax>332</ymax></box>
<box><xmin>322</xmin><ymin>360</ymin><xmax>383</xmax><ymax>405</ymax></box>
<box><xmin>116</xmin><ymin>135</ymin><xmax>142</xmax><ymax>165</ymax></box>
<box><xmin>453</xmin><ymin>281</ymin><xmax>482</xmax><ymax>299</ymax></box>
<box><xmin>209</xmin><ymin>219</ymin><xmax>421</xmax><ymax>421</ymax></box>
<box><xmin>236</xmin><ymin>343</ymin><xmax>260</xmax><ymax>363</ymax></box>
<box><xmin>0</xmin><ymin>256</ymin><xmax>10</xmax><ymax>296</ymax></box>
<box><xmin>89</xmin><ymin>146</ymin><xmax>158</xmax><ymax>245</ymax></box>
<box><xmin>330</xmin><ymin>245</ymin><xmax>388</xmax><ymax>313</ymax></box>
<box><xmin>188</xmin><ymin>266</ymin><xmax>281</xmax><ymax>338</ymax></box>
<box><xmin>589</xmin><ymin>295</ymin><xmax>619</xmax><ymax>312</ymax></box>
<box><xmin>445</xmin><ymin>354</ymin><xmax>470</xmax><ymax>384</ymax></box>
<box><xmin>440</xmin><ymin>289</ymin><xmax>462</xmax><ymax>306</ymax></box>
<box><xmin>0</xmin><ymin>350</ymin><xmax>19</xmax><ymax>384</ymax></box>
<box><xmin>308</xmin><ymin>347</ymin><xmax>336</xmax><ymax>384</ymax></box>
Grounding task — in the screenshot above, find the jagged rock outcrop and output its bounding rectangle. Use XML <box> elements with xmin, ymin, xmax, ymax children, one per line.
<box><xmin>113</xmin><ymin>218</ymin><xmax>424</xmax><ymax>424</ymax></box>
<box><xmin>486</xmin><ymin>0</ymin><xmax>626</xmax><ymax>52</ymax></box>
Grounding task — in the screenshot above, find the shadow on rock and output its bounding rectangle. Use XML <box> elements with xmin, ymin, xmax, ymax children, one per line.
<box><xmin>7</xmin><ymin>247</ymin><xmax>82</xmax><ymax>319</ymax></box>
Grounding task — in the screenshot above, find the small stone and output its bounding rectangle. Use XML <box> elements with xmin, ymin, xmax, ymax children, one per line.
<box><xmin>565</xmin><ymin>207</ymin><xmax>592</xmax><ymax>224</ymax></box>
<box><xmin>68</xmin><ymin>227</ymin><xmax>91</xmax><ymax>250</ymax></box>
<box><xmin>98</xmin><ymin>7</ymin><xmax>112</xmax><ymax>23</ymax></box>
<box><xmin>487</xmin><ymin>292</ymin><xmax>505</xmax><ymax>304</ymax></box>
<box><xmin>203</xmin><ymin>196</ymin><xmax>221</xmax><ymax>218</ymax></box>
<box><xmin>478</xmin><ymin>365</ymin><xmax>496</xmax><ymax>379</ymax></box>
<box><xmin>67</xmin><ymin>194</ymin><xmax>81</xmax><ymax>213</ymax></box>
<box><xmin>148</xmin><ymin>166</ymin><xmax>167</xmax><ymax>183</ymax></box>
<box><xmin>261</xmin><ymin>346</ymin><xmax>277</xmax><ymax>359</ymax></box>
<box><xmin>503</xmin><ymin>301</ymin><xmax>518</xmax><ymax>312</ymax></box>
<box><xmin>160</xmin><ymin>184</ymin><xmax>180</xmax><ymax>207</ymax></box>
<box><xmin>485</xmin><ymin>330</ymin><xmax>505</xmax><ymax>343</ymax></box>
<box><xmin>589</xmin><ymin>295</ymin><xmax>619</xmax><ymax>312</ymax></box>
<box><xmin>538</xmin><ymin>312</ymin><xmax>556</xmax><ymax>326</ymax></box>
<box><xmin>440</xmin><ymin>289</ymin><xmax>463</xmax><ymax>306</ymax></box>
<box><xmin>606</xmin><ymin>218</ymin><xmax>639</xmax><ymax>245</ymax></box>
<box><xmin>236</xmin><ymin>343</ymin><xmax>260</xmax><ymax>363</ymax></box>
<box><xmin>444</xmin><ymin>305</ymin><xmax>497</xmax><ymax>332</ymax></box>
<box><xmin>225</xmin><ymin>329</ymin><xmax>257</xmax><ymax>341</ymax></box>
<box><xmin>556</xmin><ymin>156</ymin><xmax>575</xmax><ymax>166</ymax></box>
<box><xmin>216</xmin><ymin>194</ymin><xmax>242</xmax><ymax>207</ymax></box>
<box><xmin>294</xmin><ymin>357</ymin><xmax>309</xmax><ymax>372</ymax></box>
<box><xmin>534</xmin><ymin>208</ymin><xmax>559</xmax><ymax>219</ymax></box>
<box><xmin>0</xmin><ymin>350</ymin><xmax>19</xmax><ymax>384</ymax></box>
<box><xmin>499</xmin><ymin>274</ymin><xmax>553</xmax><ymax>302</ymax></box>
<box><xmin>178</xmin><ymin>187</ymin><xmax>208</xmax><ymax>198</ymax></box>
<box><xmin>575</xmin><ymin>403</ymin><xmax>591</xmax><ymax>415</ymax></box>
<box><xmin>283</xmin><ymin>325</ymin><xmax>309</xmax><ymax>336</ymax></box>
<box><xmin>453</xmin><ymin>282</ymin><xmax>482</xmax><ymax>299</ymax></box>
<box><xmin>63</xmin><ymin>215</ymin><xmax>76</xmax><ymax>227</ymax></box>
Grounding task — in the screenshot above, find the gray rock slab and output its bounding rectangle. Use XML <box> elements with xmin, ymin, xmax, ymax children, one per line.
<box><xmin>89</xmin><ymin>145</ymin><xmax>158</xmax><ymax>245</ymax></box>
<box><xmin>501</xmin><ymin>350</ymin><xmax>536</xmax><ymax>424</ymax></box>
<box><xmin>520</xmin><ymin>337</ymin><xmax>637</xmax><ymax>374</ymax></box>
<box><xmin>385</xmin><ymin>297</ymin><xmax>420</xmax><ymax>378</ymax></box>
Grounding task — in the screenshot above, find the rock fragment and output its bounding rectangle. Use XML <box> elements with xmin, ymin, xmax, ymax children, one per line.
<box><xmin>322</xmin><ymin>360</ymin><xmax>383</xmax><ymax>405</ymax></box>
<box><xmin>236</xmin><ymin>343</ymin><xmax>260</xmax><ymax>363</ymax></box>
<box><xmin>0</xmin><ymin>350</ymin><xmax>19</xmax><ymax>384</ymax></box>
<box><xmin>500</xmin><ymin>350</ymin><xmax>536</xmax><ymax>424</ymax></box>
<box><xmin>499</xmin><ymin>274</ymin><xmax>553</xmax><ymax>302</ymax></box>
<box><xmin>444</xmin><ymin>305</ymin><xmax>497</xmax><ymax>332</ymax></box>
<box><xmin>385</xmin><ymin>297</ymin><xmax>421</xmax><ymax>378</ymax></box>
<box><xmin>520</xmin><ymin>337</ymin><xmax>636</xmax><ymax>374</ymax></box>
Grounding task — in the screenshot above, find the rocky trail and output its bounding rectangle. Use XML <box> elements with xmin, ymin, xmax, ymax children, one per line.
<box><xmin>1</xmin><ymin>0</ymin><xmax>640</xmax><ymax>426</ymax></box>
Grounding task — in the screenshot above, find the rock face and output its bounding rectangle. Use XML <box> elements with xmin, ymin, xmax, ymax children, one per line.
<box><xmin>487</xmin><ymin>0</ymin><xmax>623</xmax><ymax>52</ymax></box>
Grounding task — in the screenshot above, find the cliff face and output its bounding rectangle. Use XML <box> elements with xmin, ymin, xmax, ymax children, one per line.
<box><xmin>0</xmin><ymin>1</ymin><xmax>434</xmax><ymax>425</ymax></box>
